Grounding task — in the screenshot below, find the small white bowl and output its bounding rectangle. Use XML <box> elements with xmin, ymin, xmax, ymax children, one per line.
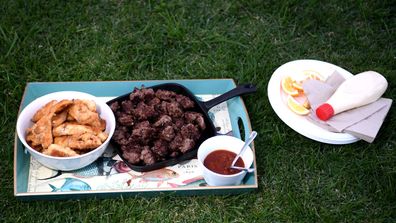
<box><xmin>16</xmin><ymin>91</ymin><xmax>116</xmax><ymax>171</ymax></box>
<box><xmin>197</xmin><ymin>135</ymin><xmax>254</xmax><ymax>186</ymax></box>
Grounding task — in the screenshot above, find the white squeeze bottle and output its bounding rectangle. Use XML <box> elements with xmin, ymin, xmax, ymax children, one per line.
<box><xmin>316</xmin><ymin>71</ymin><xmax>388</xmax><ymax>121</ymax></box>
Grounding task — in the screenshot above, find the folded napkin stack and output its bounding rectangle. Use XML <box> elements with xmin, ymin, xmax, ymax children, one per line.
<box><xmin>303</xmin><ymin>70</ymin><xmax>392</xmax><ymax>143</ymax></box>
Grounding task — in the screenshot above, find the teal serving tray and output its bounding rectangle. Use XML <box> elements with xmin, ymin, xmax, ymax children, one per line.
<box><xmin>14</xmin><ymin>79</ymin><xmax>257</xmax><ymax>200</ymax></box>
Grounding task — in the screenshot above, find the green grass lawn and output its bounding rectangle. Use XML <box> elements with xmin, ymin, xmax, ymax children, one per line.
<box><xmin>1</xmin><ymin>0</ymin><xmax>395</xmax><ymax>222</ymax></box>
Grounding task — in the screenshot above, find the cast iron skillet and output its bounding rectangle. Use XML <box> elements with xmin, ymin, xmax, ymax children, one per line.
<box><xmin>107</xmin><ymin>83</ymin><xmax>256</xmax><ymax>172</ymax></box>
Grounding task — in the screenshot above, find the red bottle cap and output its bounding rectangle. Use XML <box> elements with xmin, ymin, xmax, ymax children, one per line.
<box><xmin>316</xmin><ymin>103</ymin><xmax>334</xmax><ymax>121</ymax></box>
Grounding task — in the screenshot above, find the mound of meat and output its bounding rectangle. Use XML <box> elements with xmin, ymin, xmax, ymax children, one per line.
<box><xmin>110</xmin><ymin>87</ymin><xmax>206</xmax><ymax>165</ymax></box>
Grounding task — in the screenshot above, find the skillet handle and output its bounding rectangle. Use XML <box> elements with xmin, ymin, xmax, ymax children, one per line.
<box><xmin>202</xmin><ymin>83</ymin><xmax>257</xmax><ymax>111</ymax></box>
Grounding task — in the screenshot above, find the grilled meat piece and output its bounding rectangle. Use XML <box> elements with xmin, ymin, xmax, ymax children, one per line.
<box><xmin>160</xmin><ymin>126</ymin><xmax>175</xmax><ymax>141</ymax></box>
<box><xmin>134</xmin><ymin>102</ymin><xmax>158</xmax><ymax>120</ymax></box>
<box><xmin>175</xmin><ymin>94</ymin><xmax>195</xmax><ymax>109</ymax></box>
<box><xmin>181</xmin><ymin>123</ymin><xmax>200</xmax><ymax>140</ymax></box>
<box><xmin>121</xmin><ymin>100</ymin><xmax>134</xmax><ymax>114</ymax></box>
<box><xmin>151</xmin><ymin>140</ymin><xmax>169</xmax><ymax>157</ymax></box>
<box><xmin>184</xmin><ymin>111</ymin><xmax>206</xmax><ymax>130</ymax></box>
<box><xmin>109</xmin><ymin>101</ymin><xmax>120</xmax><ymax>112</ymax></box>
<box><xmin>121</xmin><ymin>144</ymin><xmax>142</xmax><ymax>164</ymax></box>
<box><xmin>155</xmin><ymin>89</ymin><xmax>176</xmax><ymax>101</ymax></box>
<box><xmin>179</xmin><ymin>138</ymin><xmax>195</xmax><ymax>153</ymax></box>
<box><xmin>130</xmin><ymin>87</ymin><xmax>155</xmax><ymax>102</ymax></box>
<box><xmin>166</xmin><ymin>101</ymin><xmax>183</xmax><ymax>118</ymax></box>
<box><xmin>147</xmin><ymin>97</ymin><xmax>161</xmax><ymax>106</ymax></box>
<box><xmin>140</xmin><ymin>147</ymin><xmax>156</xmax><ymax>165</ymax></box>
<box><xmin>169</xmin><ymin>133</ymin><xmax>183</xmax><ymax>151</ymax></box>
<box><xmin>131</xmin><ymin>121</ymin><xmax>156</xmax><ymax>144</ymax></box>
<box><xmin>113</xmin><ymin>126</ymin><xmax>130</xmax><ymax>145</ymax></box>
<box><xmin>117</xmin><ymin>113</ymin><xmax>135</xmax><ymax>126</ymax></box>
<box><xmin>153</xmin><ymin>115</ymin><xmax>172</xmax><ymax>127</ymax></box>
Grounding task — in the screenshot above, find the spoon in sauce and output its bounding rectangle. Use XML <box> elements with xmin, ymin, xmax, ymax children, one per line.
<box><xmin>230</xmin><ymin>131</ymin><xmax>257</xmax><ymax>172</ymax></box>
<box><xmin>229</xmin><ymin>165</ymin><xmax>255</xmax><ymax>173</ymax></box>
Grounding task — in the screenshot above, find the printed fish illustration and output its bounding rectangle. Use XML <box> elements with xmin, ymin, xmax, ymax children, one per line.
<box><xmin>72</xmin><ymin>157</ymin><xmax>118</xmax><ymax>178</ymax></box>
<box><xmin>182</xmin><ymin>176</ymin><xmax>205</xmax><ymax>185</ymax></box>
<box><xmin>49</xmin><ymin>178</ymin><xmax>91</xmax><ymax>192</ymax></box>
<box><xmin>127</xmin><ymin>168</ymin><xmax>179</xmax><ymax>186</ymax></box>
<box><xmin>39</xmin><ymin>157</ymin><xmax>118</xmax><ymax>180</ymax></box>
<box><xmin>167</xmin><ymin>176</ymin><xmax>207</xmax><ymax>188</ymax></box>
<box><xmin>113</xmin><ymin>161</ymin><xmax>131</xmax><ymax>173</ymax></box>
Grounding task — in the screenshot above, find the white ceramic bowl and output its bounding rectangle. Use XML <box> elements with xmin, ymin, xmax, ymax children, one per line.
<box><xmin>197</xmin><ymin>135</ymin><xmax>254</xmax><ymax>186</ymax></box>
<box><xmin>16</xmin><ymin>91</ymin><xmax>116</xmax><ymax>171</ymax></box>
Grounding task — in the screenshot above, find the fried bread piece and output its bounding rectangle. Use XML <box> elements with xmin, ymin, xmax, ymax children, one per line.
<box><xmin>68</xmin><ymin>100</ymin><xmax>102</xmax><ymax>128</ymax></box>
<box><xmin>77</xmin><ymin>99</ymin><xmax>97</xmax><ymax>111</ymax></box>
<box><xmin>54</xmin><ymin>132</ymin><xmax>106</xmax><ymax>149</ymax></box>
<box><xmin>30</xmin><ymin>144</ymin><xmax>44</xmax><ymax>152</ymax></box>
<box><xmin>32</xmin><ymin>100</ymin><xmax>57</xmax><ymax>122</ymax></box>
<box><xmin>53</xmin><ymin>99</ymin><xmax>73</xmax><ymax>113</ymax></box>
<box><xmin>54</xmin><ymin>132</ymin><xmax>103</xmax><ymax>149</ymax></box>
<box><xmin>53</xmin><ymin>122</ymin><xmax>94</xmax><ymax>137</ymax></box>
<box><xmin>96</xmin><ymin>132</ymin><xmax>109</xmax><ymax>142</ymax></box>
<box><xmin>66</xmin><ymin>113</ymin><xmax>75</xmax><ymax>121</ymax></box>
<box><xmin>26</xmin><ymin>114</ymin><xmax>54</xmax><ymax>149</ymax></box>
<box><xmin>92</xmin><ymin>118</ymin><xmax>106</xmax><ymax>132</ymax></box>
<box><xmin>53</xmin><ymin>136</ymin><xmax>69</xmax><ymax>147</ymax></box>
<box><xmin>43</xmin><ymin>144</ymin><xmax>78</xmax><ymax>157</ymax></box>
<box><xmin>26</xmin><ymin>131</ymin><xmax>39</xmax><ymax>147</ymax></box>
<box><xmin>52</xmin><ymin>110</ymin><xmax>68</xmax><ymax>127</ymax></box>
<box><xmin>73</xmin><ymin>132</ymin><xmax>103</xmax><ymax>149</ymax></box>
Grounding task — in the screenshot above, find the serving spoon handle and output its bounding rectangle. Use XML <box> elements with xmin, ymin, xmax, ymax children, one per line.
<box><xmin>230</xmin><ymin>131</ymin><xmax>257</xmax><ymax>167</ymax></box>
<box><xmin>230</xmin><ymin>166</ymin><xmax>255</xmax><ymax>173</ymax></box>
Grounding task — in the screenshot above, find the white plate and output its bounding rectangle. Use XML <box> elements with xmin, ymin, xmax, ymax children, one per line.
<box><xmin>267</xmin><ymin>59</ymin><xmax>359</xmax><ymax>144</ymax></box>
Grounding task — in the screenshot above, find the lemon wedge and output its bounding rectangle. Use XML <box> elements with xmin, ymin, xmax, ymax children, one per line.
<box><xmin>281</xmin><ymin>76</ymin><xmax>299</xmax><ymax>96</ymax></box>
<box><xmin>302</xmin><ymin>70</ymin><xmax>325</xmax><ymax>81</ymax></box>
<box><xmin>287</xmin><ymin>95</ymin><xmax>310</xmax><ymax>115</ymax></box>
<box><xmin>292</xmin><ymin>81</ymin><xmax>304</xmax><ymax>91</ymax></box>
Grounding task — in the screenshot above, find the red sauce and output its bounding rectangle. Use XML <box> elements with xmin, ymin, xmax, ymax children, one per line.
<box><xmin>203</xmin><ymin>150</ymin><xmax>245</xmax><ymax>175</ymax></box>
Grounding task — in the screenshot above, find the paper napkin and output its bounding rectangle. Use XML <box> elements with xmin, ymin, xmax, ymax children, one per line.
<box><xmin>303</xmin><ymin>70</ymin><xmax>392</xmax><ymax>143</ymax></box>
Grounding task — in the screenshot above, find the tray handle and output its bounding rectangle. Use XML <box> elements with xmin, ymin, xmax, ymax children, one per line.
<box><xmin>231</xmin><ymin>111</ymin><xmax>253</xmax><ymax>144</ymax></box>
